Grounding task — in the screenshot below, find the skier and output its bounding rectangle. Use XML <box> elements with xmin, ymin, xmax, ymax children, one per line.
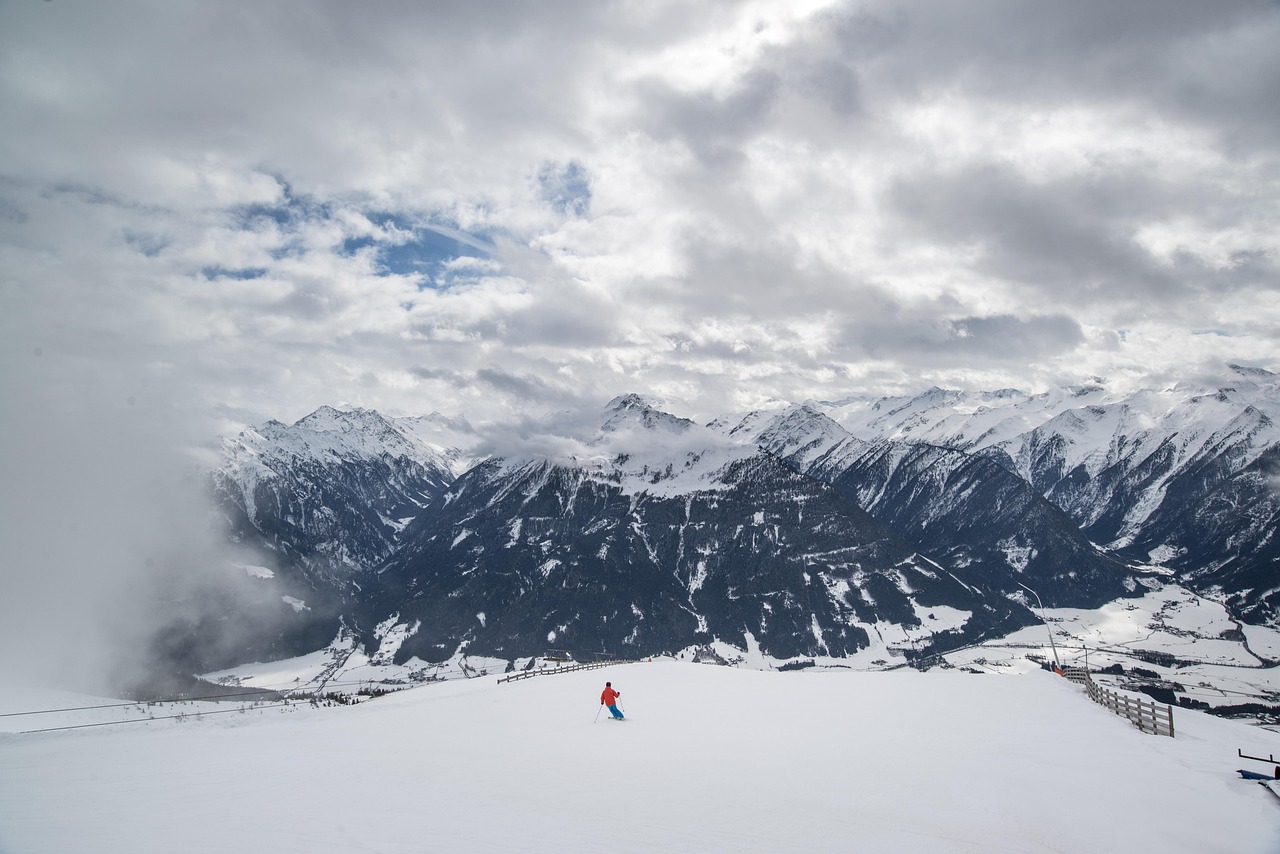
<box><xmin>600</xmin><ymin>681</ymin><xmax>624</xmax><ymax>719</ymax></box>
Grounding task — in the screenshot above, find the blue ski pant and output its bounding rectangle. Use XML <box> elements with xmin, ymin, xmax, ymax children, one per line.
<box><xmin>607</xmin><ymin>704</ymin><xmax>624</xmax><ymax>718</ymax></box>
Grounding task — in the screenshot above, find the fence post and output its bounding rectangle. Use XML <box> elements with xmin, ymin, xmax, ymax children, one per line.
<box><xmin>1076</xmin><ymin>670</ymin><xmax>1174</xmax><ymax>738</ymax></box>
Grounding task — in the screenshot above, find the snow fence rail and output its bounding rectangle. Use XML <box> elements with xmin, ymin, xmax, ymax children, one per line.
<box><xmin>498</xmin><ymin>659</ymin><xmax>637</xmax><ymax>684</ymax></box>
<box><xmin>1063</xmin><ymin>666</ymin><xmax>1174</xmax><ymax>737</ymax></box>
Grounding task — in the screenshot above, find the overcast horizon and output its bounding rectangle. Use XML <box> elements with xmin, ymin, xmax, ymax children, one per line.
<box><xmin>3</xmin><ymin>0</ymin><xmax>1280</xmax><ymax>693</ymax></box>
<box><xmin>3</xmin><ymin>0</ymin><xmax>1279</xmax><ymax>435</ymax></box>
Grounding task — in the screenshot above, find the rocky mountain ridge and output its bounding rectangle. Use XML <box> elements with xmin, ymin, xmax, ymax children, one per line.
<box><xmin>370</xmin><ymin>396</ymin><xmax>1027</xmax><ymax>663</ymax></box>
<box><xmin>205</xmin><ymin>367</ymin><xmax>1279</xmax><ymax>669</ymax></box>
<box><xmin>812</xmin><ymin>364</ymin><xmax>1280</xmax><ymax>621</ymax></box>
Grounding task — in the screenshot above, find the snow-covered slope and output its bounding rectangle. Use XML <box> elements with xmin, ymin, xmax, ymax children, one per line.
<box><xmin>719</xmin><ymin>403</ymin><xmax>1138</xmax><ymax>611</ymax></box>
<box><xmin>207</xmin><ymin>579</ymin><xmax>1280</xmax><ymax>724</ymax></box>
<box><xmin>816</xmin><ymin>366</ymin><xmax>1280</xmax><ymax>621</ymax></box>
<box><xmin>582</xmin><ymin>393</ymin><xmax>762</xmax><ymax>496</ymax></box>
<box><xmin>370</xmin><ymin>395</ymin><xmax>1017</xmax><ymax>663</ymax></box>
<box><xmin>822</xmin><ymin>367</ymin><xmax>1280</xmax><ymax>480</ymax></box>
<box><xmin>212</xmin><ymin>405</ymin><xmax>467</xmax><ymax>583</ymax></box>
<box><xmin>223</xmin><ymin>406</ymin><xmax>456</xmax><ymax>481</ymax></box>
<box><xmin>2</xmin><ymin>662</ymin><xmax>1277</xmax><ymax>853</ymax></box>
<box><xmin>944</xmin><ymin>582</ymin><xmax>1280</xmax><ymax>714</ymax></box>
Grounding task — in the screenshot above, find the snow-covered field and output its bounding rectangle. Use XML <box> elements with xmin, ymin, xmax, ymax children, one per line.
<box><xmin>199</xmin><ymin>583</ymin><xmax>1280</xmax><ymax>732</ymax></box>
<box><xmin>3</xmin><ymin>661</ymin><xmax>1279</xmax><ymax>853</ymax></box>
<box><xmin>944</xmin><ymin>585</ymin><xmax>1280</xmax><ymax>720</ymax></box>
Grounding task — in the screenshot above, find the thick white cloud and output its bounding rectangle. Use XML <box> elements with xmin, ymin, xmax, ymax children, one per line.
<box><xmin>1</xmin><ymin>0</ymin><xmax>1277</xmax><ymax>436</ymax></box>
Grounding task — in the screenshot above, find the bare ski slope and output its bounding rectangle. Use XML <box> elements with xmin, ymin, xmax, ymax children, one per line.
<box><xmin>2</xmin><ymin>662</ymin><xmax>1278</xmax><ymax>853</ymax></box>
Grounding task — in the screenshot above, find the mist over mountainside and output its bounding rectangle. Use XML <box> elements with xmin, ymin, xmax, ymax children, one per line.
<box><xmin>205</xmin><ymin>369</ymin><xmax>1280</xmax><ymax>674</ymax></box>
<box><xmin>203</xmin><ymin>406</ymin><xmax>473</xmax><ymax>669</ymax></box>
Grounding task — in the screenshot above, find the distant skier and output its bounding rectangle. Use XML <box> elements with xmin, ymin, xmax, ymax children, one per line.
<box><xmin>600</xmin><ymin>681</ymin><xmax>624</xmax><ymax>719</ymax></box>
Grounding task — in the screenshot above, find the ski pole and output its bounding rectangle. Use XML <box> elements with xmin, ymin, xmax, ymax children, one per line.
<box><xmin>594</xmin><ymin>703</ymin><xmax>603</xmax><ymax>723</ymax></box>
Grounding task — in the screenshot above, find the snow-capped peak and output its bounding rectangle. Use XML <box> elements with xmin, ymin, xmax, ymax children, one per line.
<box><xmin>527</xmin><ymin>396</ymin><xmax>749</xmax><ymax>496</ymax></box>
<box><xmin>294</xmin><ymin>405</ymin><xmax>402</xmax><ymax>440</ymax></box>
<box><xmin>716</xmin><ymin>403</ymin><xmax>869</xmax><ymax>475</ymax></box>
<box><xmin>600</xmin><ymin>393</ymin><xmax>695</xmax><ymax>435</ymax></box>
<box><xmin>217</xmin><ymin>404</ymin><xmax>465</xmax><ymax>494</ymax></box>
<box><xmin>1228</xmin><ymin>363</ymin><xmax>1277</xmax><ymax>383</ymax></box>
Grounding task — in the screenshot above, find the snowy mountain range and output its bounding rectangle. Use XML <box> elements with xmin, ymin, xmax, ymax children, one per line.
<box><xmin>372</xmin><ymin>395</ymin><xmax>1009</xmax><ymax>663</ymax></box>
<box><xmin>814</xmin><ymin>364</ymin><xmax>1280</xmax><ymax>622</ymax></box>
<box><xmin>205</xmin><ymin>366</ymin><xmax>1280</xmax><ymax>672</ymax></box>
<box><xmin>727</xmin><ymin>404</ymin><xmax>1137</xmax><ymax>608</ymax></box>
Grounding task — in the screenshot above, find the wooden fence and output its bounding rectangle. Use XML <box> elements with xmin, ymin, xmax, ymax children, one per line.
<box><xmin>1064</xmin><ymin>666</ymin><xmax>1174</xmax><ymax>737</ymax></box>
<box><xmin>1061</xmin><ymin>665</ymin><xmax>1089</xmax><ymax>684</ymax></box>
<box><xmin>498</xmin><ymin>659</ymin><xmax>635</xmax><ymax>685</ymax></box>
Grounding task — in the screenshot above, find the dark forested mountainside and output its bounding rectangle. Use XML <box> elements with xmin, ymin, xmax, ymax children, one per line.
<box><xmin>201</xmin><ymin>371</ymin><xmax>1278</xmax><ymax>670</ymax></box>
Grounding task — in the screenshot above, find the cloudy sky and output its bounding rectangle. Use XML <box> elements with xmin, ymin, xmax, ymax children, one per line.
<box><xmin>3</xmin><ymin>0</ymin><xmax>1279</xmax><ymax>434</ymax></box>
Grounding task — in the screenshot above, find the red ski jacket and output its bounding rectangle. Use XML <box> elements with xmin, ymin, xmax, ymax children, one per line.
<box><xmin>600</xmin><ymin>687</ymin><xmax>620</xmax><ymax>707</ymax></box>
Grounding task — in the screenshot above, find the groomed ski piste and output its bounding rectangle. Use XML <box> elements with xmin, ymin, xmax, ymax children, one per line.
<box><xmin>3</xmin><ymin>659</ymin><xmax>1280</xmax><ymax>853</ymax></box>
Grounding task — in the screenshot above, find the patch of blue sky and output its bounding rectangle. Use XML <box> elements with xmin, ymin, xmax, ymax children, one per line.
<box><xmin>337</xmin><ymin>210</ymin><xmax>413</xmax><ymax>256</ymax></box>
<box><xmin>341</xmin><ymin>234</ymin><xmax>378</xmax><ymax>254</ymax></box>
<box><xmin>342</xmin><ymin>220</ymin><xmax>495</xmax><ymax>283</ymax></box>
<box><xmin>228</xmin><ymin>177</ymin><xmax>329</xmax><ymax>230</ymax></box>
<box><xmin>225</xmin><ymin>189</ymin><xmax>324</xmax><ymax>263</ymax></box>
<box><xmin>380</xmin><ymin>227</ymin><xmax>490</xmax><ymax>277</ymax></box>
<box><xmin>201</xmin><ymin>265</ymin><xmax>267</xmax><ymax>280</ymax></box>
<box><xmin>222</xmin><ymin>183</ymin><xmax>498</xmax><ymax>283</ymax></box>
<box><xmin>538</xmin><ymin>160</ymin><xmax>591</xmax><ymax>217</ymax></box>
